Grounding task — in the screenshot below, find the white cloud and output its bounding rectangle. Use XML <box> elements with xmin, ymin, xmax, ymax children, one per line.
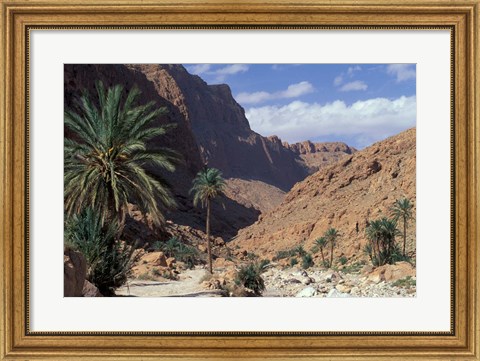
<box><xmin>333</xmin><ymin>75</ymin><xmax>343</xmax><ymax>86</ymax></box>
<box><xmin>236</xmin><ymin>81</ymin><xmax>314</xmax><ymax>104</ymax></box>
<box><xmin>333</xmin><ymin>66</ymin><xmax>366</xmax><ymax>89</ymax></box>
<box><xmin>187</xmin><ymin>64</ymin><xmax>211</xmax><ymax>75</ymax></box>
<box><xmin>186</xmin><ymin>64</ymin><xmax>249</xmax><ymax>82</ymax></box>
<box><xmin>387</xmin><ymin>64</ymin><xmax>416</xmax><ymax>82</ymax></box>
<box><xmin>347</xmin><ymin>65</ymin><xmax>362</xmax><ymax>75</ymax></box>
<box><xmin>215</xmin><ymin>64</ymin><xmax>249</xmax><ymax>76</ymax></box>
<box><xmin>339</xmin><ymin>80</ymin><xmax>368</xmax><ymax>92</ymax></box>
<box><xmin>245</xmin><ymin>95</ymin><xmax>416</xmax><ymax>147</ymax></box>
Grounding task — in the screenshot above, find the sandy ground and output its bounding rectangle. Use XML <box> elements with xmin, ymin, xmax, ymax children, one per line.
<box><xmin>115</xmin><ymin>268</ymin><xmax>225</xmax><ymax>297</ymax></box>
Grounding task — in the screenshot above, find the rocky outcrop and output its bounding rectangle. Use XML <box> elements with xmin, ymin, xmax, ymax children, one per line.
<box><xmin>223</xmin><ymin>178</ymin><xmax>286</xmax><ymax>213</ymax></box>
<box><xmin>64</xmin><ymin>248</ymin><xmax>87</xmax><ymax>297</ymax></box>
<box><xmin>128</xmin><ymin>64</ymin><xmax>310</xmax><ymax>191</ymax></box>
<box><xmin>232</xmin><ymin>128</ymin><xmax>416</xmax><ymax>264</ymax></box>
<box><xmin>284</xmin><ymin>140</ymin><xmax>357</xmax><ymax>172</ymax></box>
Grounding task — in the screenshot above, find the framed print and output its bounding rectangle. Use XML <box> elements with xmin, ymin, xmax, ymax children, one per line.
<box><xmin>1</xmin><ymin>0</ymin><xmax>479</xmax><ymax>360</ymax></box>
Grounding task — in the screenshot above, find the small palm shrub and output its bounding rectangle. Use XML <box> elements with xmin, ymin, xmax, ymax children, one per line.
<box><xmin>274</xmin><ymin>245</ymin><xmax>307</xmax><ymax>261</ymax></box>
<box><xmin>339</xmin><ymin>256</ymin><xmax>348</xmax><ymax>265</ymax></box>
<box><xmin>234</xmin><ymin>260</ymin><xmax>269</xmax><ymax>296</ymax></box>
<box><xmin>290</xmin><ymin>257</ymin><xmax>298</xmax><ymax>267</ymax></box>
<box><xmin>301</xmin><ymin>253</ymin><xmax>314</xmax><ymax>269</ymax></box>
<box><xmin>153</xmin><ymin>236</ymin><xmax>199</xmax><ymax>268</ymax></box>
<box><xmin>65</xmin><ymin>208</ymin><xmax>135</xmax><ymax>296</ymax></box>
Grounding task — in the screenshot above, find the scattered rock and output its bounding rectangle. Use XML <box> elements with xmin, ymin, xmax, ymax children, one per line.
<box><xmin>82</xmin><ymin>280</ymin><xmax>103</xmax><ymax>297</ymax></box>
<box><xmin>327</xmin><ymin>288</ymin><xmax>351</xmax><ymax>298</ymax></box>
<box><xmin>296</xmin><ymin>287</ymin><xmax>317</xmax><ymax>297</ymax></box>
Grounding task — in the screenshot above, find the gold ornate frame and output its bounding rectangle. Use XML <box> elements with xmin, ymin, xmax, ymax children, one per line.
<box><xmin>1</xmin><ymin>0</ymin><xmax>478</xmax><ymax>359</ymax></box>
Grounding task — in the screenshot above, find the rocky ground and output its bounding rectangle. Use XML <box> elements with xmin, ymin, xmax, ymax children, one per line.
<box><xmin>115</xmin><ymin>258</ymin><xmax>416</xmax><ymax>298</ymax></box>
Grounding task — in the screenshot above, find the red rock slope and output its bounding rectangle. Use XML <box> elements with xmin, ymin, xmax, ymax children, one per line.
<box><xmin>232</xmin><ymin>128</ymin><xmax>416</xmax><ymax>264</ymax></box>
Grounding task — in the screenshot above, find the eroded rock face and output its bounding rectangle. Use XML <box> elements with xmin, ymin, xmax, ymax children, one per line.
<box><xmin>64</xmin><ymin>248</ymin><xmax>87</xmax><ymax>297</ymax></box>
<box><xmin>129</xmin><ymin>64</ymin><xmax>310</xmax><ymax>191</ymax></box>
<box><xmin>232</xmin><ymin>128</ymin><xmax>416</xmax><ymax>264</ymax></box>
<box><xmin>284</xmin><ymin>141</ymin><xmax>357</xmax><ymax>172</ymax></box>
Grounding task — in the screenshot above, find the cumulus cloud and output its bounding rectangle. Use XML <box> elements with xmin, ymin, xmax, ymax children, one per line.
<box><xmin>339</xmin><ymin>80</ymin><xmax>368</xmax><ymax>92</ymax></box>
<box><xmin>236</xmin><ymin>81</ymin><xmax>314</xmax><ymax>105</ymax></box>
<box><xmin>387</xmin><ymin>64</ymin><xmax>416</xmax><ymax>82</ymax></box>
<box><xmin>245</xmin><ymin>95</ymin><xmax>416</xmax><ymax>148</ymax></box>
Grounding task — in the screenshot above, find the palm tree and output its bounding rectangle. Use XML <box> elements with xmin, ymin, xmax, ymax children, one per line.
<box><xmin>190</xmin><ymin>167</ymin><xmax>225</xmax><ymax>274</ymax></box>
<box><xmin>390</xmin><ymin>198</ymin><xmax>414</xmax><ymax>257</ymax></box>
<box><xmin>365</xmin><ymin>219</ymin><xmax>382</xmax><ymax>265</ymax></box>
<box><xmin>315</xmin><ymin>237</ymin><xmax>328</xmax><ymax>267</ymax></box>
<box><xmin>64</xmin><ymin>81</ymin><xmax>180</xmax><ymax>228</ymax></box>
<box><xmin>324</xmin><ymin>227</ymin><xmax>339</xmax><ymax>268</ymax></box>
<box><xmin>365</xmin><ymin>217</ymin><xmax>400</xmax><ymax>265</ymax></box>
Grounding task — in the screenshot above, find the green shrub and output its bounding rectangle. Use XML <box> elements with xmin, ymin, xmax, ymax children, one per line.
<box><xmin>392</xmin><ymin>276</ymin><xmax>416</xmax><ymax>288</ymax></box>
<box><xmin>339</xmin><ymin>256</ymin><xmax>348</xmax><ymax>265</ymax></box>
<box><xmin>301</xmin><ymin>253</ymin><xmax>314</xmax><ymax>269</ymax></box>
<box><xmin>274</xmin><ymin>245</ymin><xmax>307</xmax><ymax>261</ymax></box>
<box><xmin>234</xmin><ymin>260</ymin><xmax>269</xmax><ymax>295</ymax></box>
<box><xmin>65</xmin><ymin>208</ymin><xmax>135</xmax><ymax>296</ymax></box>
<box><xmin>290</xmin><ymin>258</ymin><xmax>298</xmax><ymax>267</ymax></box>
<box><xmin>154</xmin><ymin>236</ymin><xmax>199</xmax><ymax>268</ymax></box>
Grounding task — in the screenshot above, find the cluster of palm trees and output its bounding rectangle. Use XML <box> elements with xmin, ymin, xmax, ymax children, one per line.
<box><xmin>314</xmin><ymin>227</ymin><xmax>339</xmax><ymax>268</ymax></box>
<box><xmin>64</xmin><ymin>81</ymin><xmax>226</xmax><ymax>292</ymax></box>
<box><xmin>365</xmin><ymin>198</ymin><xmax>414</xmax><ymax>266</ymax></box>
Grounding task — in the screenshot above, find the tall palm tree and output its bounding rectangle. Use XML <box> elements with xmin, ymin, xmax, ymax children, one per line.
<box><xmin>324</xmin><ymin>227</ymin><xmax>339</xmax><ymax>268</ymax></box>
<box><xmin>315</xmin><ymin>237</ymin><xmax>328</xmax><ymax>267</ymax></box>
<box><xmin>190</xmin><ymin>167</ymin><xmax>225</xmax><ymax>274</ymax></box>
<box><xmin>64</xmin><ymin>81</ymin><xmax>180</xmax><ymax>228</ymax></box>
<box><xmin>391</xmin><ymin>198</ymin><xmax>414</xmax><ymax>257</ymax></box>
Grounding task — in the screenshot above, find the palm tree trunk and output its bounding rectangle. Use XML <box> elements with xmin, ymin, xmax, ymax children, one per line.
<box><xmin>329</xmin><ymin>240</ymin><xmax>334</xmax><ymax>269</ymax></box>
<box><xmin>320</xmin><ymin>248</ymin><xmax>326</xmax><ymax>267</ymax></box>
<box><xmin>206</xmin><ymin>199</ymin><xmax>212</xmax><ymax>274</ymax></box>
<box><xmin>403</xmin><ymin>216</ymin><xmax>407</xmax><ymax>257</ymax></box>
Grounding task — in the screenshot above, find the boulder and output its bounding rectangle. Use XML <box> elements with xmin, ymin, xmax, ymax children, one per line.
<box><xmin>64</xmin><ymin>248</ymin><xmax>87</xmax><ymax>297</ymax></box>
<box><xmin>140</xmin><ymin>251</ymin><xmax>168</xmax><ymax>267</ymax></box>
<box><xmin>366</xmin><ymin>262</ymin><xmax>416</xmax><ymax>283</ymax></box>
<box><xmin>295</xmin><ymin>287</ymin><xmax>317</xmax><ymax>297</ymax></box>
<box><xmin>166</xmin><ymin>257</ymin><xmax>176</xmax><ymax>268</ymax></box>
<box><xmin>82</xmin><ymin>280</ymin><xmax>103</xmax><ymax>297</ymax></box>
<box><xmin>327</xmin><ymin>288</ymin><xmax>351</xmax><ymax>298</ymax></box>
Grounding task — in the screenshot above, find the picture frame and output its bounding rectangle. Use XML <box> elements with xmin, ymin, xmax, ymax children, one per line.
<box><xmin>1</xmin><ymin>0</ymin><xmax>478</xmax><ymax>359</ymax></box>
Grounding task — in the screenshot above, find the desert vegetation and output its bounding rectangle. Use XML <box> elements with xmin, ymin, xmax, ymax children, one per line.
<box><xmin>64</xmin><ymin>81</ymin><xmax>180</xmax><ymax>295</ymax></box>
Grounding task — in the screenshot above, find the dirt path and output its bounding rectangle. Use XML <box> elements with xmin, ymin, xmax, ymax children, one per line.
<box><xmin>115</xmin><ymin>268</ymin><xmax>226</xmax><ymax>297</ymax></box>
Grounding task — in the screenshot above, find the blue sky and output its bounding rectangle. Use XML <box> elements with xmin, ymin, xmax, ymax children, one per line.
<box><xmin>184</xmin><ymin>64</ymin><xmax>416</xmax><ymax>149</ymax></box>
